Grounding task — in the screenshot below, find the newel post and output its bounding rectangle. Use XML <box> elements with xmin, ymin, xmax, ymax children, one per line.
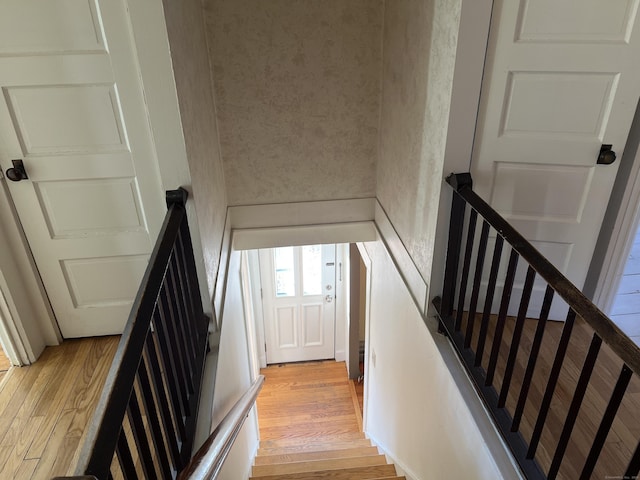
<box><xmin>440</xmin><ymin>173</ymin><xmax>473</xmax><ymax>322</ymax></box>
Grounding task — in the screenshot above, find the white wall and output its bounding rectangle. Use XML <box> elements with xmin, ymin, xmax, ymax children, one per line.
<box><xmin>211</xmin><ymin>250</ymin><xmax>260</xmax><ymax>479</ymax></box>
<box><xmin>363</xmin><ymin>238</ymin><xmax>519</xmax><ymax>480</ymax></box>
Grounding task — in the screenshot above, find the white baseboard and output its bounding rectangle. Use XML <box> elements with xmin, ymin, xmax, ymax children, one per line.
<box><xmin>365</xmin><ymin>432</ymin><xmax>418</xmax><ymax>480</ymax></box>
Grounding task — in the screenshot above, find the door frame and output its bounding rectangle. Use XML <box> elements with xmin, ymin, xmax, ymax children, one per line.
<box><xmin>586</xmin><ymin>102</ymin><xmax>640</xmax><ymax>312</ymax></box>
<box><xmin>355</xmin><ymin>242</ymin><xmax>372</xmax><ymax>432</ymax></box>
<box><xmin>0</xmin><ymin>0</ymin><xmax>208</xmax><ymax>359</ymax></box>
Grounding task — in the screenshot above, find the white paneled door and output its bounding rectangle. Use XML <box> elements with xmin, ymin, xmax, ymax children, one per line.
<box><xmin>472</xmin><ymin>0</ymin><xmax>640</xmax><ymax>318</ymax></box>
<box><xmin>0</xmin><ymin>0</ymin><xmax>164</xmax><ymax>337</ymax></box>
<box><xmin>260</xmin><ymin>245</ymin><xmax>336</xmax><ymax>364</ymax></box>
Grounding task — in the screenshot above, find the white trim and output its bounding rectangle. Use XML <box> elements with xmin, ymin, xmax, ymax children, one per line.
<box><xmin>589</xmin><ymin>102</ymin><xmax>640</xmax><ymax>312</ymax></box>
<box><xmin>355</xmin><ymin>242</ymin><xmax>372</xmax><ymax>433</ymax></box>
<box><xmin>213</xmin><ymin>214</ymin><xmax>233</xmax><ymax>326</ymax></box>
<box><xmin>374</xmin><ymin>201</ymin><xmax>429</xmax><ymax>315</ymax></box>
<box><xmin>334</xmin><ymin>243</ymin><xmax>349</xmax><ymax>364</ymax></box>
<box><xmin>232</xmin><ymin>222</ymin><xmax>376</xmax><ymax>251</ymax></box>
<box><xmin>593</xmin><ymin>172</ymin><xmax>640</xmax><ymax>313</ymax></box>
<box><xmin>0</xmin><ymin>178</ymin><xmax>60</xmax><ymax>357</ymax></box>
<box><xmin>240</xmin><ymin>251</ymin><xmax>260</xmax><ymax>380</ymax></box>
<box><xmin>229</xmin><ymin>198</ymin><xmax>376</xmax><ymax>229</ymax></box>
<box><xmin>245</xmin><ymin>250</ymin><xmax>267</xmax><ymax>369</ymax></box>
<box><xmin>0</xmin><ymin>273</ymin><xmax>32</xmax><ymax>366</ymax></box>
<box><xmin>126</xmin><ymin>0</ymin><xmax>212</xmax><ymax>319</ymax></box>
<box><xmin>364</xmin><ymin>435</ymin><xmax>418</xmax><ymax>480</ymax></box>
<box><xmin>430</xmin><ymin>0</ymin><xmax>494</xmax><ymax>316</ymax></box>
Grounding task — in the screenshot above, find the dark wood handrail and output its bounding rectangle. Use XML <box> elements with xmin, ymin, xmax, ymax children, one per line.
<box><xmin>446</xmin><ymin>173</ymin><xmax>640</xmax><ymax>375</ymax></box>
<box><xmin>178</xmin><ymin>375</ymin><xmax>265</xmax><ymax>480</ymax></box>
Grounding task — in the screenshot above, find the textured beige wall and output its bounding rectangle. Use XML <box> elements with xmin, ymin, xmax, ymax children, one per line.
<box><xmin>162</xmin><ymin>0</ymin><xmax>228</xmax><ymax>302</ymax></box>
<box><xmin>205</xmin><ymin>0</ymin><xmax>382</xmax><ymax>206</ymax></box>
<box><xmin>376</xmin><ymin>0</ymin><xmax>462</xmax><ymax>280</ymax></box>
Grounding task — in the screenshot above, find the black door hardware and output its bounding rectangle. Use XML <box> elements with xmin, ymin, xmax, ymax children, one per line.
<box><xmin>597</xmin><ymin>144</ymin><xmax>617</xmax><ymax>165</ymax></box>
<box><xmin>5</xmin><ymin>159</ymin><xmax>28</xmax><ymax>182</ymax></box>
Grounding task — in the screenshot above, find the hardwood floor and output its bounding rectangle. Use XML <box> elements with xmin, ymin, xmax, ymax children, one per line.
<box><xmin>256</xmin><ymin>362</ymin><xmax>362</xmax><ymax>449</ymax></box>
<box><xmin>471</xmin><ymin>312</ymin><xmax>640</xmax><ymax>479</ymax></box>
<box><xmin>253</xmin><ymin>361</ymin><xmax>403</xmax><ymax>479</ymax></box>
<box><xmin>0</xmin><ymin>336</ymin><xmax>119</xmax><ymax>479</ymax></box>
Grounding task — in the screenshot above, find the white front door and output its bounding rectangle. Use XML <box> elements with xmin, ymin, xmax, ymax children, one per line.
<box><xmin>0</xmin><ymin>0</ymin><xmax>164</xmax><ymax>337</ymax></box>
<box><xmin>471</xmin><ymin>0</ymin><xmax>640</xmax><ymax>318</ymax></box>
<box><xmin>260</xmin><ymin>245</ymin><xmax>336</xmax><ymax>364</ymax></box>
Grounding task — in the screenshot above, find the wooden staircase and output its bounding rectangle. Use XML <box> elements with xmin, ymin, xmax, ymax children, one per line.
<box><xmin>251</xmin><ymin>435</ymin><xmax>404</xmax><ymax>479</ymax></box>
<box><xmin>252</xmin><ymin>361</ymin><xmax>404</xmax><ymax>480</ymax></box>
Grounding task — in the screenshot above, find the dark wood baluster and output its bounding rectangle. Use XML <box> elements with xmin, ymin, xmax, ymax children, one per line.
<box><xmin>137</xmin><ymin>358</ymin><xmax>174</xmax><ymax>479</ymax></box>
<box><xmin>161</xmin><ymin>271</ymin><xmax>192</xmax><ymax>401</ymax></box>
<box><xmin>126</xmin><ymin>388</ymin><xmax>156</xmax><ymax>479</ymax></box>
<box><xmin>626</xmin><ymin>439</ymin><xmax>640</xmax><ymax>478</ymax></box>
<box><xmin>548</xmin><ymin>334</ymin><xmax>602</xmax><ymax>478</ymax></box>
<box><xmin>115</xmin><ymin>431</ymin><xmax>137</xmax><ymax>479</ymax></box>
<box><xmin>476</xmin><ymin>234</ymin><xmax>504</xmax><ymax>366</ymax></box>
<box><xmin>175</xmin><ymin>227</ymin><xmax>199</xmax><ymax>345</ymax></box>
<box><xmin>172</xmin><ymin>239</ymin><xmax>199</xmax><ymax>363</ymax></box>
<box><xmin>486</xmin><ymin>249</ymin><xmax>519</xmax><ymax>386</ymax></box>
<box><xmin>455</xmin><ymin>210</ymin><xmax>478</xmax><ymax>331</ymax></box>
<box><xmin>182</xmin><ymin>219</ymin><xmax>209</xmax><ymax>339</ymax></box>
<box><xmin>464</xmin><ymin>220</ymin><xmax>490</xmax><ymax>348</ymax></box>
<box><xmin>157</xmin><ymin>292</ymin><xmax>190</xmax><ymax>418</ymax></box>
<box><xmin>498</xmin><ymin>267</ymin><xmax>536</xmax><ymax>408</ymax></box>
<box><xmin>512</xmin><ymin>285</ymin><xmax>554</xmax><ymax>431</ymax></box>
<box><xmin>150</xmin><ymin>309</ymin><xmax>187</xmax><ymax>443</ymax></box>
<box><xmin>167</xmin><ymin>258</ymin><xmax>195</xmax><ymax>393</ymax></box>
<box><xmin>441</xmin><ymin>185</ymin><xmax>468</xmax><ymax>319</ymax></box>
<box><xmin>144</xmin><ymin>333</ymin><xmax>183</xmax><ymax>466</ymax></box>
<box><xmin>527</xmin><ymin>309</ymin><xmax>576</xmax><ymax>459</ymax></box>
<box><xmin>580</xmin><ymin>364</ymin><xmax>633</xmax><ymax>480</ymax></box>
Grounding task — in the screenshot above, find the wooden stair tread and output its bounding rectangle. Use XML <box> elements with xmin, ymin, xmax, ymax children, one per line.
<box><xmin>254</xmin><ymin>446</ymin><xmax>380</xmax><ymax>465</ymax></box>
<box><xmin>255</xmin><ymin>362</ymin><xmax>403</xmax><ymax>480</ymax></box>
<box><xmin>258</xmin><ymin>438</ymin><xmax>373</xmax><ymax>456</ymax></box>
<box><xmin>252</xmin><ymin>454</ymin><xmax>387</xmax><ymax>476</ymax></box>
<box><xmin>258</xmin><ymin>432</ymin><xmax>366</xmax><ymax>449</ymax></box>
<box><xmin>249</xmin><ymin>463</ymin><xmax>397</xmax><ymax>480</ymax></box>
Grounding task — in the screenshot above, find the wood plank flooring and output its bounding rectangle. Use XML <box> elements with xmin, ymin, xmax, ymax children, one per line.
<box><xmin>254</xmin><ymin>361</ymin><xmax>403</xmax><ymax>479</ymax></box>
<box><xmin>256</xmin><ymin>362</ymin><xmax>362</xmax><ymax>449</ymax></box>
<box><xmin>470</xmin><ymin>312</ymin><xmax>640</xmax><ymax>480</ymax></box>
<box><xmin>0</xmin><ymin>336</ymin><xmax>119</xmax><ymax>479</ymax></box>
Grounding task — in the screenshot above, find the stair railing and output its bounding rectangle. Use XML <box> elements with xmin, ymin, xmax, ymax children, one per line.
<box><xmin>178</xmin><ymin>375</ymin><xmax>264</xmax><ymax>479</ymax></box>
<box><xmin>434</xmin><ymin>173</ymin><xmax>640</xmax><ymax>479</ymax></box>
<box><xmin>55</xmin><ymin>188</ymin><xmax>210</xmax><ymax>479</ymax></box>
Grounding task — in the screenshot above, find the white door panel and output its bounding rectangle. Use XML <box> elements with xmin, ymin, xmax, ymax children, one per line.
<box><xmin>0</xmin><ymin>0</ymin><xmax>164</xmax><ymax>337</ymax></box>
<box><xmin>472</xmin><ymin>0</ymin><xmax>640</xmax><ymax>319</ymax></box>
<box><xmin>260</xmin><ymin>245</ymin><xmax>336</xmax><ymax>364</ymax></box>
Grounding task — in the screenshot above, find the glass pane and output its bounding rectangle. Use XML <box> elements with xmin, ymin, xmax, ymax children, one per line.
<box><xmin>274</xmin><ymin>247</ymin><xmax>295</xmax><ymax>297</ymax></box>
<box><xmin>302</xmin><ymin>245</ymin><xmax>322</xmax><ymax>296</ymax></box>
